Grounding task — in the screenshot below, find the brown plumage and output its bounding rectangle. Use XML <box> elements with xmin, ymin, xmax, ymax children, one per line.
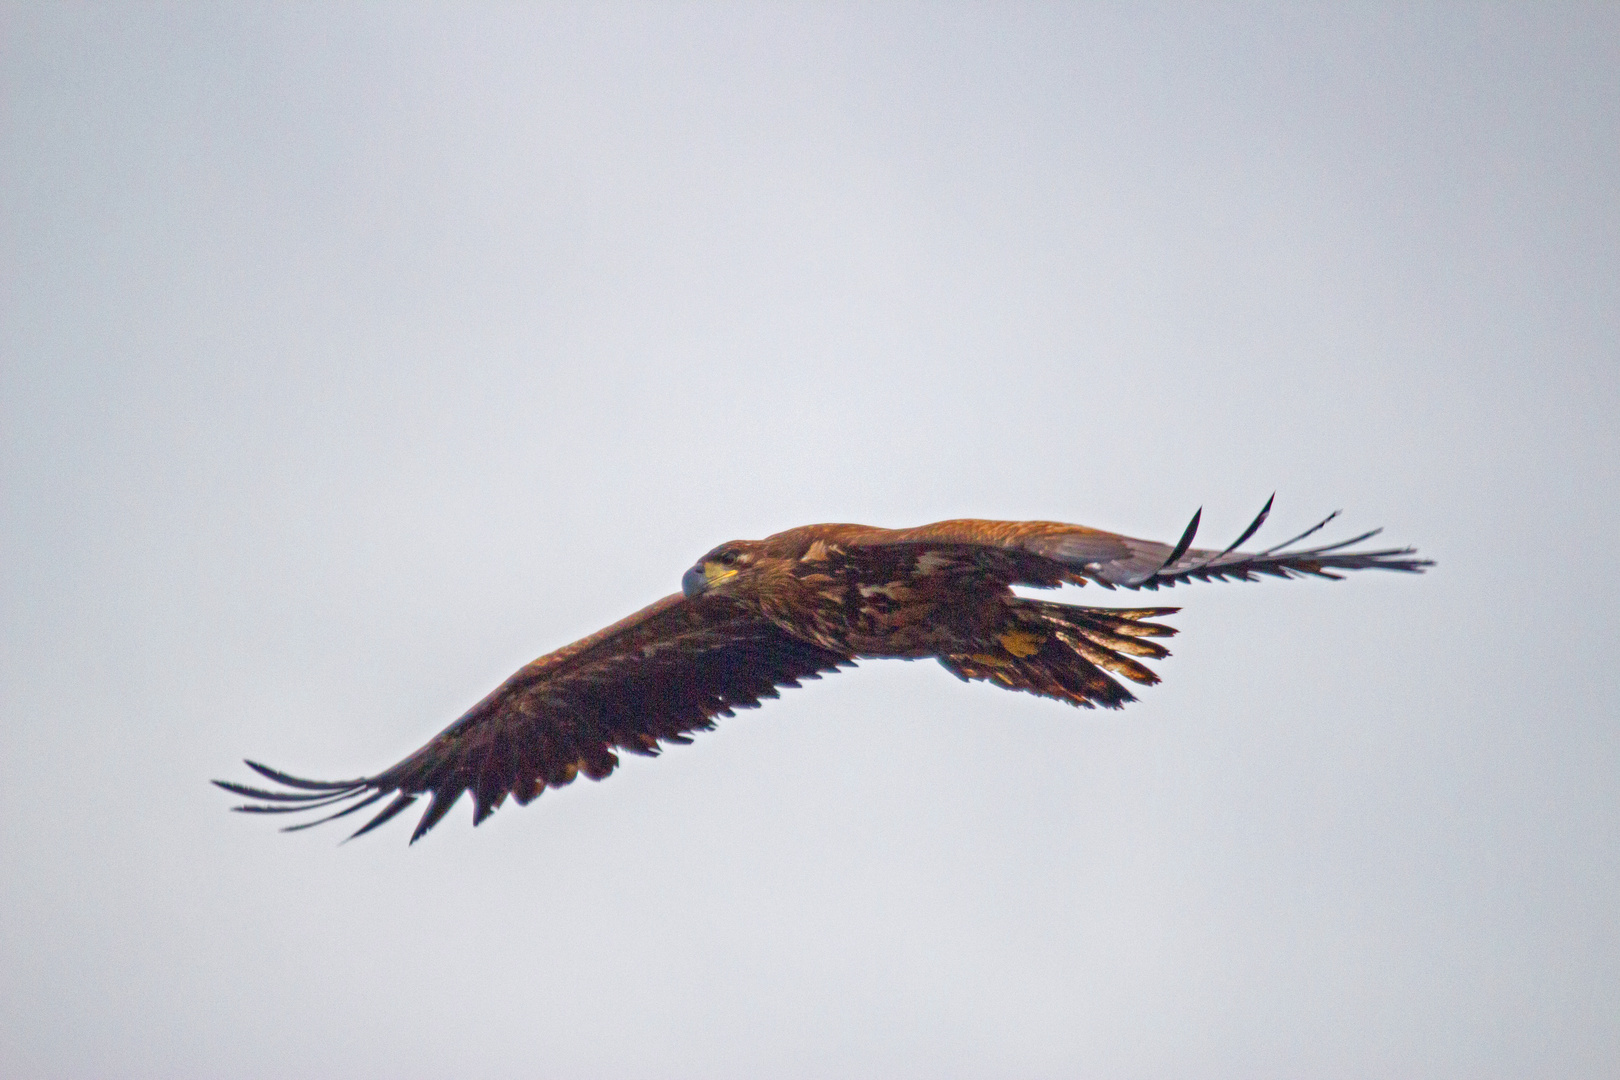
<box><xmin>216</xmin><ymin>499</ymin><xmax>1429</xmax><ymax>843</ymax></box>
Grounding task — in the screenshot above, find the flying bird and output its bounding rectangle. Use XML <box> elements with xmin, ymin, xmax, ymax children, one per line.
<box><xmin>216</xmin><ymin>499</ymin><xmax>1428</xmax><ymax>843</ymax></box>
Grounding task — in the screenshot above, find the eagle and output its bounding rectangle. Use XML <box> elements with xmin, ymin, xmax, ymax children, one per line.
<box><xmin>216</xmin><ymin>499</ymin><xmax>1428</xmax><ymax>843</ymax></box>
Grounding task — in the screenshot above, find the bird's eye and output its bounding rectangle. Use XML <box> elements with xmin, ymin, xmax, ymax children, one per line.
<box><xmin>716</xmin><ymin>551</ymin><xmax>739</xmax><ymax>565</ymax></box>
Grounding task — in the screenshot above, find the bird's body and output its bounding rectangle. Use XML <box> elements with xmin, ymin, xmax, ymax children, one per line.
<box><xmin>218</xmin><ymin>502</ymin><xmax>1429</xmax><ymax>843</ymax></box>
<box><xmin>702</xmin><ymin>522</ymin><xmax>1063</xmax><ymax>657</ymax></box>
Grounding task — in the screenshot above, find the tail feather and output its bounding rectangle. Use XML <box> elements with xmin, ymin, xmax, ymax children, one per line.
<box><xmin>1060</xmin><ymin>630</ymin><xmax>1160</xmax><ymax>686</ymax></box>
<box><xmin>938</xmin><ymin>599</ymin><xmax>1177</xmax><ymax>709</ymax></box>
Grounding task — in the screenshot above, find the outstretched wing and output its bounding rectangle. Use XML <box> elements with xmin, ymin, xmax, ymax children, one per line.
<box><xmin>215</xmin><ymin>593</ymin><xmax>852</xmax><ymax>843</ymax></box>
<box><xmin>861</xmin><ymin>496</ymin><xmax>1431</xmax><ymax>591</ymax></box>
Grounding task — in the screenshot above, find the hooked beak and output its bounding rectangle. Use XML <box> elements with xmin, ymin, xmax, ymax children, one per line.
<box><xmin>682</xmin><ymin>561</ymin><xmax>739</xmax><ymax>599</ymax></box>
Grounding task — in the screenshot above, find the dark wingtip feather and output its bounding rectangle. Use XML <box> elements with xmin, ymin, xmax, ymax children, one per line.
<box><xmin>1309</xmin><ymin>527</ymin><xmax>1382</xmax><ymax>554</ymax></box>
<box><xmin>408</xmin><ymin>789</ymin><xmax>464</xmax><ymax>844</ymax></box>
<box><xmin>343</xmin><ymin>792</ymin><xmax>418</xmax><ymax>843</ymax></box>
<box><xmin>1156</xmin><ymin>508</ymin><xmax>1201</xmax><ymax>574</ymax></box>
<box><xmin>212</xmin><ymin>778</ymin><xmax>360</xmax><ymax>802</ymax></box>
<box><xmin>231</xmin><ymin>792</ymin><xmax>363</xmax><ymax>814</ymax></box>
<box><xmin>1217</xmin><ymin>495</ymin><xmax>1274</xmax><ymax>558</ymax></box>
<box><xmin>243</xmin><ymin>759</ymin><xmax>364</xmax><ymax>791</ymax></box>
<box><xmin>1259</xmin><ymin>510</ymin><xmax>1341</xmax><ymax>555</ymax></box>
<box><xmin>279</xmin><ymin>790</ymin><xmax>389</xmax><ymax>832</ymax></box>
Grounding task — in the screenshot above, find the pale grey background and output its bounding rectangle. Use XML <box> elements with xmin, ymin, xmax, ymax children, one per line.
<box><xmin>3</xmin><ymin>4</ymin><xmax>1616</xmax><ymax>1078</ymax></box>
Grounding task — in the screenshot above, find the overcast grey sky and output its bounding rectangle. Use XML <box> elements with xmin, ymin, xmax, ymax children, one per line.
<box><xmin>3</xmin><ymin>4</ymin><xmax>1617</xmax><ymax>1077</ymax></box>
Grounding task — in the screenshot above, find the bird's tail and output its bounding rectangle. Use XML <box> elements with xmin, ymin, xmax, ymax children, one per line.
<box><xmin>938</xmin><ymin>599</ymin><xmax>1178</xmax><ymax>709</ymax></box>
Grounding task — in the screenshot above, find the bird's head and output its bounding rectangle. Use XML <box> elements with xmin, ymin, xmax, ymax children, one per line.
<box><xmin>681</xmin><ymin>540</ymin><xmax>765</xmax><ymax>599</ymax></box>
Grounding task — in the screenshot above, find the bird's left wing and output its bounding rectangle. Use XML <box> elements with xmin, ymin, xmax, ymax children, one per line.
<box><xmin>215</xmin><ymin>593</ymin><xmax>851</xmax><ymax>843</ymax></box>
<box><xmin>866</xmin><ymin>497</ymin><xmax>1430</xmax><ymax>590</ymax></box>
